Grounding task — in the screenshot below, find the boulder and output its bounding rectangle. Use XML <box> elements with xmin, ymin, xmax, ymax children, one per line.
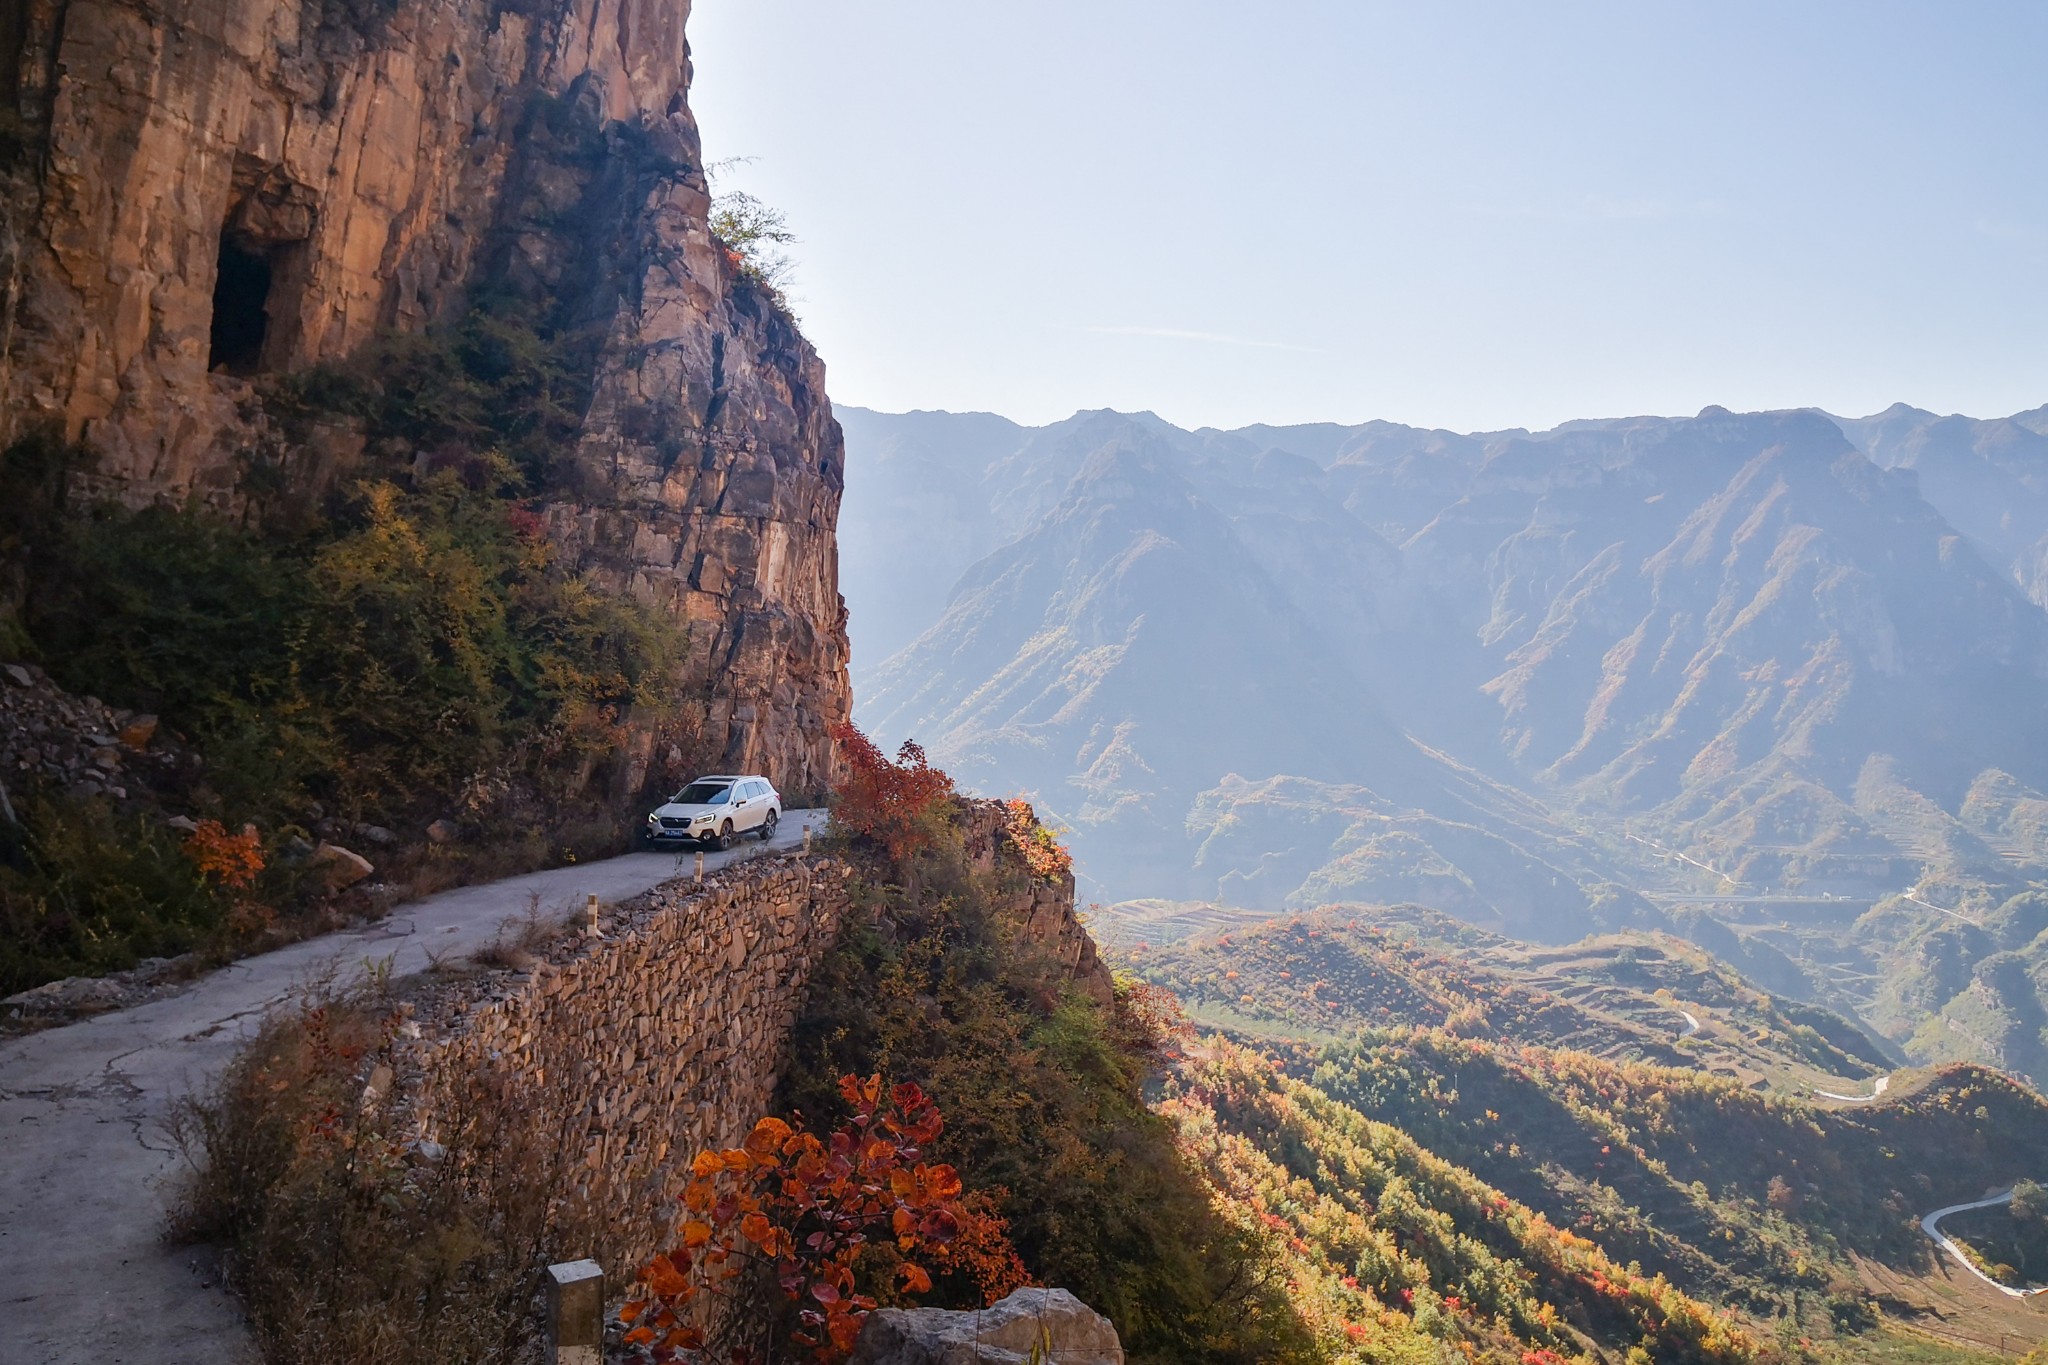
<box><xmin>427</xmin><ymin>818</ymin><xmax>460</xmax><ymax>844</ymax></box>
<box><xmin>309</xmin><ymin>842</ymin><xmax>375</xmax><ymax>891</ymax></box>
<box><xmin>850</xmin><ymin>1288</ymin><xmax>1123</xmax><ymax>1365</ymax></box>
<box><xmin>117</xmin><ymin>715</ymin><xmax>159</xmax><ymax>748</ymax></box>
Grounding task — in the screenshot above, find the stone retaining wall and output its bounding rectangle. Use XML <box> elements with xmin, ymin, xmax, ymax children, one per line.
<box><xmin>405</xmin><ymin>849</ymin><xmax>856</xmax><ymax>1270</ymax></box>
<box><xmin>399</xmin><ymin>801</ymin><xmax>1108</xmax><ymax>1282</ymax></box>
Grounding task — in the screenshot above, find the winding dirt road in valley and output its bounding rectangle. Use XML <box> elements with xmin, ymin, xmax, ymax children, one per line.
<box><xmin>1920</xmin><ymin>1189</ymin><xmax>2048</xmax><ymax>1300</ymax></box>
<box><xmin>1814</xmin><ymin>1074</ymin><xmax>1891</xmax><ymax>1104</ymax></box>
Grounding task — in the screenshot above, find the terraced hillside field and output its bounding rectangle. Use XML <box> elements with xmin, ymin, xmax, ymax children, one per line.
<box><xmin>1122</xmin><ymin>904</ymin><xmax>1895</xmax><ymax>1095</ymax></box>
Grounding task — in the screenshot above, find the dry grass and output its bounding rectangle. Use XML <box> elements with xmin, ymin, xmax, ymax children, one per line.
<box><xmin>169</xmin><ymin>976</ymin><xmax>627</xmax><ymax>1365</ymax></box>
<box><xmin>471</xmin><ymin>897</ymin><xmax>573</xmax><ymax>973</ymax></box>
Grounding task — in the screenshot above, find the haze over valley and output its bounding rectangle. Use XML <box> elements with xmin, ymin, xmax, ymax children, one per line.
<box><xmin>842</xmin><ymin>399</ymin><xmax>2048</xmax><ymax>1085</ymax></box>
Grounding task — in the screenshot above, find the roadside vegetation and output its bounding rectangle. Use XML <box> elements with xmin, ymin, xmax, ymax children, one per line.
<box><xmin>170</xmin><ymin>964</ymin><xmax>631</xmax><ymax>1364</ymax></box>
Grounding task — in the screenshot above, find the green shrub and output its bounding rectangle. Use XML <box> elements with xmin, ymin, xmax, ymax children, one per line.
<box><xmin>281</xmin><ymin>297</ymin><xmax>604</xmax><ymax>498</ymax></box>
<box><xmin>4</xmin><ymin>433</ymin><xmax>676</xmax><ymax>818</ymax></box>
<box><xmin>782</xmin><ymin>821</ymin><xmax>1316</xmax><ymax>1365</ymax></box>
<box><xmin>0</xmin><ymin>796</ymin><xmax>226</xmax><ymax>992</ymax></box>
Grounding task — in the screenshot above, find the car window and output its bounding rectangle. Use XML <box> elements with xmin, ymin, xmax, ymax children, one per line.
<box><xmin>749</xmin><ymin>781</ymin><xmax>767</xmax><ymax>799</ymax></box>
<box><xmin>674</xmin><ymin>781</ymin><xmax>731</xmax><ymax>805</ymax></box>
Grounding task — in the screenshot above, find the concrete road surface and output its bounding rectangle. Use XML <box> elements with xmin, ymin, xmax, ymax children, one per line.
<box><xmin>0</xmin><ymin>810</ymin><xmax>829</xmax><ymax>1365</ymax></box>
<box><xmin>1920</xmin><ymin>1188</ymin><xmax>2048</xmax><ymax>1300</ymax></box>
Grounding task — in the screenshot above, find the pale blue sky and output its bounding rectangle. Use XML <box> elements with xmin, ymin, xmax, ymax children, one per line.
<box><xmin>688</xmin><ymin>2</ymin><xmax>2048</xmax><ymax>432</ymax></box>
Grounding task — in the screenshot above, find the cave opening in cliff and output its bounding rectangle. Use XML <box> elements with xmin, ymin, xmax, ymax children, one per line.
<box><xmin>208</xmin><ymin>234</ymin><xmax>273</xmax><ymax>375</ymax></box>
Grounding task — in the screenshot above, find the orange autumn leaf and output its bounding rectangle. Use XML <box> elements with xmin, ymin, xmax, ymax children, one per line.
<box><xmin>746</xmin><ymin>1116</ymin><xmax>793</xmax><ymax>1154</ymax></box>
<box><xmin>827</xmin><ymin>1312</ymin><xmax>864</xmax><ymax>1353</ymax></box>
<box><xmin>644</xmin><ymin>1254</ymin><xmax>689</xmax><ymax>1299</ymax></box>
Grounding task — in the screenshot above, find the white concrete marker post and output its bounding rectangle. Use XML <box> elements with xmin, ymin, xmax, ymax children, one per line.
<box><xmin>695</xmin><ymin>851</ymin><xmax>704</xmax><ymax>883</ymax></box>
<box><xmin>802</xmin><ymin>825</ymin><xmax>812</xmax><ymax>854</ymax></box>
<box><xmin>546</xmin><ymin>1259</ymin><xmax>604</xmax><ymax>1365</ymax></box>
<box><xmin>584</xmin><ymin>893</ymin><xmax>600</xmax><ymax>938</ymax></box>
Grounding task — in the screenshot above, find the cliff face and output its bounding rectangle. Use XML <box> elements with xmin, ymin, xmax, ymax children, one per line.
<box><xmin>957</xmin><ymin>797</ymin><xmax>1115</xmax><ymax>1006</ymax></box>
<box><xmin>0</xmin><ymin>0</ymin><xmax>848</xmax><ymax>792</ymax></box>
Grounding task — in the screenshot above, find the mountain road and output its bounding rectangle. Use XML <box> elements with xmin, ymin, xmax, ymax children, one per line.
<box><xmin>1920</xmin><ymin>1189</ymin><xmax>2048</xmax><ymax>1300</ymax></box>
<box><xmin>0</xmin><ymin>810</ymin><xmax>829</xmax><ymax>1365</ymax></box>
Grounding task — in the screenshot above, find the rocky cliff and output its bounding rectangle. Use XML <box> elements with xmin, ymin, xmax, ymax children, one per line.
<box><xmin>0</xmin><ymin>0</ymin><xmax>848</xmax><ymax>791</ymax></box>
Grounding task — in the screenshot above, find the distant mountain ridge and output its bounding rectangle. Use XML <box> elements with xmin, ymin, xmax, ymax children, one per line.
<box><xmin>839</xmin><ymin>399</ymin><xmax>2048</xmax><ymax>1078</ymax></box>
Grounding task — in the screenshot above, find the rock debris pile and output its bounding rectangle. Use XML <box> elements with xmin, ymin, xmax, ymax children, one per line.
<box><xmin>0</xmin><ymin>661</ymin><xmax>192</xmax><ymax>808</ymax></box>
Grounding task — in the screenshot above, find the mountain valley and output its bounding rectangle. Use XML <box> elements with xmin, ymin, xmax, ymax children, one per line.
<box><xmin>842</xmin><ymin>402</ymin><xmax>2048</xmax><ymax>1087</ymax></box>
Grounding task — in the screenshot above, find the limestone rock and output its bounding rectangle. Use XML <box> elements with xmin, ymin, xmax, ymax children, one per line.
<box><xmin>2</xmin><ymin>956</ymin><xmax>179</xmax><ymax>1018</ymax></box>
<box><xmin>850</xmin><ymin>1288</ymin><xmax>1124</xmax><ymax>1365</ymax></box>
<box><xmin>1</xmin><ymin>0</ymin><xmax>849</xmax><ymax>798</ymax></box>
<box><xmin>309</xmin><ymin>842</ymin><xmax>374</xmax><ymax>891</ymax></box>
<box><xmin>956</xmin><ymin>800</ymin><xmax>1115</xmax><ymax>1007</ymax></box>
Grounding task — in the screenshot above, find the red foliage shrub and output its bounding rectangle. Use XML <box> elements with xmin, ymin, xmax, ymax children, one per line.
<box><xmin>827</xmin><ymin>722</ymin><xmax>955</xmax><ymax>862</ymax></box>
<box><xmin>183</xmin><ymin>819</ymin><xmax>265</xmax><ymax>890</ymax></box>
<box><xmin>622</xmin><ymin>1075</ymin><xmax>1027</xmax><ymax>1363</ymax></box>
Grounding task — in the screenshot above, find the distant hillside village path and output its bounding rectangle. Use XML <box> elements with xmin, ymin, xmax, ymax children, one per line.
<box><xmin>1919</xmin><ymin>1189</ymin><xmax>2048</xmax><ymax>1301</ymax></box>
<box><xmin>0</xmin><ymin>812</ymin><xmax>829</xmax><ymax>1365</ymax></box>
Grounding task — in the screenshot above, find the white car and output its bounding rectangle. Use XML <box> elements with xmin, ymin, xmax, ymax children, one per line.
<box><xmin>645</xmin><ymin>774</ymin><xmax>781</xmax><ymax>851</ymax></box>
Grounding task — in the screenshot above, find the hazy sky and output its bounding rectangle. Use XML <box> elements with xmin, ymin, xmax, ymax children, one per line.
<box><xmin>688</xmin><ymin>2</ymin><xmax>2048</xmax><ymax>433</ymax></box>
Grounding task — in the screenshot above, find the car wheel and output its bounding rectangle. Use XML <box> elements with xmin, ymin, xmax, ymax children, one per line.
<box><xmin>759</xmin><ymin>809</ymin><xmax>779</xmax><ymax>842</ymax></box>
<box><xmin>713</xmin><ymin>822</ymin><xmax>733</xmax><ymax>852</ymax></box>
